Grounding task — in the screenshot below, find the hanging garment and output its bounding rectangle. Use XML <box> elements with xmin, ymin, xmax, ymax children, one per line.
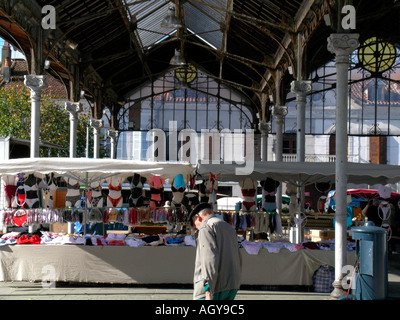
<box><xmin>24</xmin><ymin>175</ymin><xmax>40</xmax><ymax>209</ymax></box>
<box><xmin>65</xmin><ymin>178</ymin><xmax>82</xmax><ymax>208</ymax></box>
<box><xmin>2</xmin><ymin>175</ymin><xmax>18</xmax><ymax>209</ymax></box>
<box><xmin>107</xmin><ymin>177</ymin><xmax>123</xmax><ymax>208</ymax></box>
<box><xmin>128</xmin><ymin>174</ymin><xmax>146</xmax><ymax>207</ymax></box>
<box><xmin>239</xmin><ymin>178</ymin><xmax>258</xmax><ymax>211</ymax></box>
<box><xmin>261</xmin><ymin>178</ymin><xmax>280</xmax><ymax>212</ymax></box>
<box><xmin>149</xmin><ymin>175</ymin><xmax>165</xmax><ymax>209</ymax></box>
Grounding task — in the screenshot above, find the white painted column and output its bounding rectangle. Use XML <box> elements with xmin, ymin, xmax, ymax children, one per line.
<box><xmin>260</xmin><ymin>122</ymin><xmax>271</xmax><ymax>162</ymax></box>
<box><xmin>327</xmin><ymin>33</ymin><xmax>359</xmax><ymax>299</ymax></box>
<box><xmin>272</xmin><ymin>105</ymin><xmax>288</xmax><ymax>216</ymax></box>
<box><xmin>291</xmin><ymin>80</ymin><xmax>312</xmax><ymax>243</ymax></box>
<box><xmin>108</xmin><ymin>129</ymin><xmax>119</xmax><ymax>159</ymax></box>
<box><xmin>65</xmin><ymin>102</ymin><xmax>82</xmax><ymax>158</ymax></box>
<box><xmin>90</xmin><ymin>119</ymin><xmax>104</xmax><ymax>159</ymax></box>
<box><xmin>24</xmin><ymin>75</ymin><xmax>48</xmax><ymax>158</ymax></box>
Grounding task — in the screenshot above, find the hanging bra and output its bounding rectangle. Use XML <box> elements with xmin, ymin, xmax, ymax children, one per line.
<box><xmin>24</xmin><ymin>175</ymin><xmax>40</xmax><ymax>209</ymax></box>
<box><xmin>109</xmin><ymin>177</ymin><xmax>122</xmax><ymax>192</ymax></box>
<box><xmin>242</xmin><ymin>188</ymin><xmax>256</xmax><ymax>197</ymax></box>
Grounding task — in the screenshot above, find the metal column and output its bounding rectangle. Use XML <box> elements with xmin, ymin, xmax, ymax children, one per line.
<box><xmin>90</xmin><ymin>119</ymin><xmax>104</xmax><ymax>159</ymax></box>
<box><xmin>65</xmin><ymin>102</ymin><xmax>82</xmax><ymax>158</ymax></box>
<box><xmin>327</xmin><ymin>32</ymin><xmax>359</xmax><ymax>299</ymax></box>
<box><xmin>24</xmin><ymin>75</ymin><xmax>47</xmax><ymax>158</ymax></box>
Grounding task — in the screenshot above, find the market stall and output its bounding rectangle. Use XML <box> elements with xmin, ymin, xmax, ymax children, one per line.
<box><xmin>0</xmin><ymin>158</ymin><xmax>397</xmax><ymax>287</ymax></box>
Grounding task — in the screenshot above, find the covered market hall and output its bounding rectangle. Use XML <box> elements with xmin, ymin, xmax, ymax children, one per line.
<box><xmin>1</xmin><ymin>0</ymin><xmax>400</xmax><ymax>300</ymax></box>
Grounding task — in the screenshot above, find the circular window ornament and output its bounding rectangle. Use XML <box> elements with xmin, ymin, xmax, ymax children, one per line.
<box><xmin>175</xmin><ymin>64</ymin><xmax>197</xmax><ymax>83</ymax></box>
<box><xmin>358</xmin><ymin>37</ymin><xmax>396</xmax><ymax>74</ymax></box>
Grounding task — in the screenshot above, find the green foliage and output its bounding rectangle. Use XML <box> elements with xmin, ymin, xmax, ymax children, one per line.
<box><xmin>0</xmin><ymin>83</ymin><xmax>92</xmax><ymax>157</ymax></box>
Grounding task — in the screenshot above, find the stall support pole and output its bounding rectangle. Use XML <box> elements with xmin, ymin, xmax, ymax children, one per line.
<box><xmin>24</xmin><ymin>75</ymin><xmax>47</xmax><ymax>158</ymax></box>
<box><xmin>327</xmin><ymin>33</ymin><xmax>359</xmax><ymax>299</ymax></box>
<box><xmin>272</xmin><ymin>105</ymin><xmax>288</xmax><ymax>216</ymax></box>
<box><xmin>290</xmin><ymin>80</ymin><xmax>311</xmax><ymax>243</ymax></box>
<box><xmin>65</xmin><ymin>102</ymin><xmax>82</xmax><ymax>158</ymax></box>
<box><xmin>90</xmin><ymin>119</ymin><xmax>104</xmax><ymax>159</ymax></box>
<box><xmin>108</xmin><ymin>129</ymin><xmax>119</xmax><ymax>159</ymax></box>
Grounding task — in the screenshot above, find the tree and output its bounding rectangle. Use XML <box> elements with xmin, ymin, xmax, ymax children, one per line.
<box><xmin>0</xmin><ymin>82</ymin><xmax>92</xmax><ymax>157</ymax></box>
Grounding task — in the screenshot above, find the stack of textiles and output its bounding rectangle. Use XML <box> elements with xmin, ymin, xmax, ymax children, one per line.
<box><xmin>0</xmin><ymin>232</ymin><xmax>19</xmax><ymax>245</ymax></box>
<box><xmin>16</xmin><ymin>231</ymin><xmax>41</xmax><ymax>245</ymax></box>
<box><xmin>105</xmin><ymin>233</ymin><xmax>126</xmax><ymax>246</ymax></box>
<box><xmin>238</xmin><ymin>239</ymin><xmax>356</xmax><ymax>255</ymax></box>
<box><xmin>165</xmin><ymin>235</ymin><xmax>185</xmax><ymax>247</ymax></box>
<box><xmin>40</xmin><ymin>232</ymin><xmax>85</xmax><ymax>245</ymax></box>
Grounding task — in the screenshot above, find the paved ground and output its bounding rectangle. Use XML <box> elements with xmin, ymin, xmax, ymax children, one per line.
<box><xmin>0</xmin><ymin>254</ymin><xmax>399</xmax><ymax>301</ymax></box>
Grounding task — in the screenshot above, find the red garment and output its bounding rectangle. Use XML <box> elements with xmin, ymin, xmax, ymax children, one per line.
<box><xmin>16</xmin><ymin>234</ymin><xmax>41</xmax><ymax>245</ymax></box>
<box><xmin>13</xmin><ymin>214</ymin><xmax>27</xmax><ymax>227</ymax></box>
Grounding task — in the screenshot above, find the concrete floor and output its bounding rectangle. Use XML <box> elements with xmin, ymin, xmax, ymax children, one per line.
<box><xmin>0</xmin><ymin>254</ymin><xmax>399</xmax><ymax>301</ymax></box>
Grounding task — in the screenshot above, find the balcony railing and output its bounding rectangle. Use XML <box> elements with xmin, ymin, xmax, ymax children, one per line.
<box><xmin>281</xmin><ymin>154</ymin><xmax>360</xmax><ymax>163</ymax></box>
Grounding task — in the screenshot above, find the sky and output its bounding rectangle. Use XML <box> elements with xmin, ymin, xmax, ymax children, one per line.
<box><xmin>0</xmin><ymin>37</ymin><xmax>26</xmax><ymax>60</ymax></box>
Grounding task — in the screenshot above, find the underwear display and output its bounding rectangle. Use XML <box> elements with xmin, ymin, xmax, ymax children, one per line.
<box><xmin>41</xmin><ymin>174</ymin><xmax>58</xmax><ymax>209</ymax></box>
<box><xmin>24</xmin><ymin>174</ymin><xmax>40</xmax><ymax>209</ymax></box>
<box><xmin>149</xmin><ymin>176</ymin><xmax>165</xmax><ymax>209</ymax></box>
<box><xmin>128</xmin><ymin>174</ymin><xmax>146</xmax><ymax>207</ymax></box>
<box><xmin>16</xmin><ymin>182</ymin><xmax>25</xmax><ymax>209</ymax></box>
<box><xmin>260</xmin><ymin>178</ymin><xmax>280</xmax><ymax>212</ymax></box>
<box><xmin>240</xmin><ymin>177</ymin><xmax>258</xmax><ymax>212</ymax></box>
<box><xmin>107</xmin><ymin>177</ymin><xmax>123</xmax><ymax>208</ymax></box>
<box><xmin>182</xmin><ymin>192</ymin><xmax>199</xmax><ymax>211</ymax></box>
<box><xmin>2</xmin><ymin>176</ymin><xmax>18</xmax><ymax>209</ymax></box>
<box><xmin>171</xmin><ymin>175</ymin><xmax>186</xmax><ymax>208</ymax></box>
<box><xmin>65</xmin><ymin>178</ymin><xmax>82</xmax><ymax>208</ymax></box>
<box><xmin>88</xmin><ymin>182</ymin><xmax>104</xmax><ymax>208</ymax></box>
<box><xmin>107</xmin><ymin>195</ymin><xmax>123</xmax><ymax>208</ymax></box>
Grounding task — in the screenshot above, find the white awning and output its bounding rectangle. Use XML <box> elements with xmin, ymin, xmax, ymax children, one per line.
<box><xmin>0</xmin><ymin>158</ymin><xmax>196</xmax><ymax>184</ymax></box>
<box><xmin>196</xmin><ymin>161</ymin><xmax>400</xmax><ymax>185</ymax></box>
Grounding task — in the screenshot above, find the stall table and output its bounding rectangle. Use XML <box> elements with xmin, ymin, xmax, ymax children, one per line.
<box><xmin>0</xmin><ymin>245</ymin><xmax>356</xmax><ymax>286</ymax></box>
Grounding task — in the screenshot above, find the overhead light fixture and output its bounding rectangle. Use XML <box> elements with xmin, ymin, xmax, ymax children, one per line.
<box><xmin>66</xmin><ymin>39</ymin><xmax>78</xmax><ymax>50</ymax></box>
<box><xmin>170</xmin><ymin>49</ymin><xmax>186</xmax><ymax>66</ymax></box>
<box><xmin>44</xmin><ymin>60</ymin><xmax>51</xmax><ymax>70</ymax></box>
<box><xmin>161</xmin><ymin>5</ymin><xmax>183</xmax><ymax>29</ymax></box>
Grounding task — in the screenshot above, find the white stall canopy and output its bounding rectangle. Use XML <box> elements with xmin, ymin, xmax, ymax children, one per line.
<box><xmin>0</xmin><ymin>158</ymin><xmax>196</xmax><ymax>184</ymax></box>
<box><xmin>196</xmin><ymin>161</ymin><xmax>400</xmax><ymax>186</ymax></box>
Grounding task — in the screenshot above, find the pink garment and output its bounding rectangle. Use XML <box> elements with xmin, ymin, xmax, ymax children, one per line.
<box><xmin>241</xmin><ymin>240</ymin><xmax>263</xmax><ymax>255</ymax></box>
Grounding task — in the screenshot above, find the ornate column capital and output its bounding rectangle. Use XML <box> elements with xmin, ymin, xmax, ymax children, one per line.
<box><xmin>107</xmin><ymin>129</ymin><xmax>119</xmax><ymax>139</ymax></box>
<box><xmin>90</xmin><ymin>119</ymin><xmax>104</xmax><ymax>131</ymax></box>
<box><xmin>24</xmin><ymin>75</ymin><xmax>48</xmax><ymax>100</ymax></box>
<box><xmin>259</xmin><ymin>121</ymin><xmax>271</xmax><ymax>133</ymax></box>
<box><xmin>290</xmin><ymin>80</ymin><xmax>312</xmax><ymax>96</ymax></box>
<box><xmin>65</xmin><ymin>102</ymin><xmax>82</xmax><ymax>119</ymax></box>
<box><xmin>272</xmin><ymin>105</ymin><xmax>288</xmax><ymax>118</ymax></box>
<box><xmin>327</xmin><ymin>33</ymin><xmax>359</xmax><ymax>63</ymax></box>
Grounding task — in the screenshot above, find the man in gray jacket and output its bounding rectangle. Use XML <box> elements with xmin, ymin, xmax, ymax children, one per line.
<box><xmin>189</xmin><ymin>203</ymin><xmax>242</xmax><ymax>300</ymax></box>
